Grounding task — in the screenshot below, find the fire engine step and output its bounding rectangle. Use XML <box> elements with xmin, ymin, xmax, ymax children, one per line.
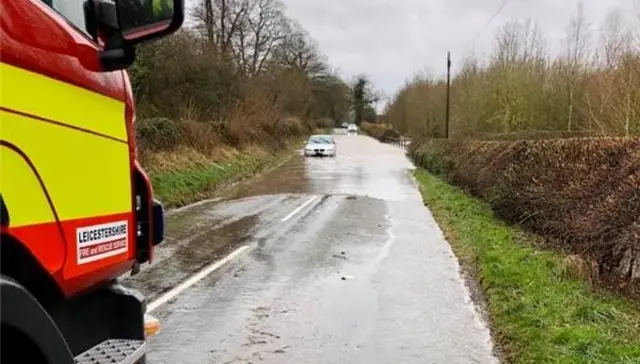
<box><xmin>74</xmin><ymin>339</ymin><xmax>145</xmax><ymax>364</ymax></box>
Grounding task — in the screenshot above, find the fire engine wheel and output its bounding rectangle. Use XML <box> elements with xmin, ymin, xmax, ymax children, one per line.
<box><xmin>1</xmin><ymin>325</ymin><xmax>49</xmax><ymax>363</ymax></box>
<box><xmin>0</xmin><ymin>276</ymin><xmax>75</xmax><ymax>364</ymax></box>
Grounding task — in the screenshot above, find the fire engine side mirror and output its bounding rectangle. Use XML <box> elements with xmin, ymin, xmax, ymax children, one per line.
<box><xmin>114</xmin><ymin>0</ymin><xmax>184</xmax><ymax>44</ymax></box>
<box><xmin>91</xmin><ymin>0</ymin><xmax>184</xmax><ymax>71</ymax></box>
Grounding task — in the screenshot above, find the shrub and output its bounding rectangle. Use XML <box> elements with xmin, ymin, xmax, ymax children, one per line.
<box><xmin>178</xmin><ymin>120</ymin><xmax>223</xmax><ymax>153</ymax></box>
<box><xmin>313</xmin><ymin>117</ymin><xmax>335</xmax><ymax>130</ymax></box>
<box><xmin>360</xmin><ymin>122</ymin><xmax>393</xmax><ymax>140</ymax></box>
<box><xmin>410</xmin><ymin>137</ymin><xmax>640</xmax><ymax>293</ymax></box>
<box><xmin>277</xmin><ymin>117</ymin><xmax>305</xmax><ymax>136</ymax></box>
<box><xmin>136</xmin><ymin>117</ymin><xmax>182</xmax><ymax>151</ymax></box>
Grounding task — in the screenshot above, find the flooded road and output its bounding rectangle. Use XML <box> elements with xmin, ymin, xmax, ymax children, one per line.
<box><xmin>125</xmin><ymin>135</ymin><xmax>498</xmax><ymax>364</ymax></box>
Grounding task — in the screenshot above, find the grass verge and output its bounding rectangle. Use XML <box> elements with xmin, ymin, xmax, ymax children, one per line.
<box><xmin>149</xmin><ymin>147</ymin><xmax>294</xmax><ymax>208</ymax></box>
<box><xmin>414</xmin><ymin>169</ymin><xmax>640</xmax><ymax>364</ymax></box>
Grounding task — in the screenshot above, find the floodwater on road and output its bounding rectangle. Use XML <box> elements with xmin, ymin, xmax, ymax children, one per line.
<box><xmin>124</xmin><ymin>135</ymin><xmax>499</xmax><ymax>364</ymax></box>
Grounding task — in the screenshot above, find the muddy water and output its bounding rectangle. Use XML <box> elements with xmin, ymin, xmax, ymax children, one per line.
<box><xmin>226</xmin><ymin>154</ymin><xmax>311</xmax><ymax>199</ymax></box>
<box><xmin>127</xmin><ymin>135</ymin><xmax>499</xmax><ymax>364</ymax></box>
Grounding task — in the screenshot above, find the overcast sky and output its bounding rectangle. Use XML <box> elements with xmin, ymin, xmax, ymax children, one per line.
<box><xmin>280</xmin><ymin>0</ymin><xmax>639</xmax><ymax>104</ymax></box>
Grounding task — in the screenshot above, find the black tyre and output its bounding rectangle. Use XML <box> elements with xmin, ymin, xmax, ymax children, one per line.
<box><xmin>0</xmin><ymin>277</ymin><xmax>74</xmax><ymax>364</ymax></box>
<box><xmin>1</xmin><ymin>325</ymin><xmax>50</xmax><ymax>364</ymax></box>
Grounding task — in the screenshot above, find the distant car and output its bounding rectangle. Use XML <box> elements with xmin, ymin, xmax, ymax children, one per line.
<box><xmin>304</xmin><ymin>135</ymin><xmax>337</xmax><ymax>157</ymax></box>
<box><xmin>341</xmin><ymin>122</ymin><xmax>349</xmax><ymax>129</ymax></box>
<box><xmin>347</xmin><ymin>124</ymin><xmax>358</xmax><ymax>135</ymax></box>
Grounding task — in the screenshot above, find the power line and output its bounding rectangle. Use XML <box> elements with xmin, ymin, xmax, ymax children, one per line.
<box><xmin>465</xmin><ymin>0</ymin><xmax>511</xmax><ymax>52</ymax></box>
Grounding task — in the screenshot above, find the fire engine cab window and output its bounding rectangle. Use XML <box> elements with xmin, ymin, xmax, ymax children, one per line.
<box><xmin>45</xmin><ymin>0</ymin><xmax>88</xmax><ymax>35</ymax></box>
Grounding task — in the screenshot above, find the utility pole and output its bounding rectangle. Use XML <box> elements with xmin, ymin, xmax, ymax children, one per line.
<box><xmin>445</xmin><ymin>51</ymin><xmax>451</xmax><ymax>139</ymax></box>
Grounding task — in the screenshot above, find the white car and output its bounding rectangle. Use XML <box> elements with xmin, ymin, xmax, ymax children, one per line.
<box><xmin>304</xmin><ymin>135</ymin><xmax>337</xmax><ymax>157</ymax></box>
<box><xmin>347</xmin><ymin>124</ymin><xmax>358</xmax><ymax>135</ymax></box>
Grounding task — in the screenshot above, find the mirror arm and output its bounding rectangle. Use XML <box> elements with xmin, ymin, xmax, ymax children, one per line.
<box><xmin>88</xmin><ymin>0</ymin><xmax>136</xmax><ymax>71</ymax></box>
<box><xmin>100</xmin><ymin>35</ymin><xmax>136</xmax><ymax>72</ymax></box>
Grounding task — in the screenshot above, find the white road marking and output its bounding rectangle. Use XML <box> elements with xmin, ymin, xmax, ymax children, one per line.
<box><xmin>147</xmin><ymin>194</ymin><xmax>319</xmax><ymax>312</ymax></box>
<box><xmin>146</xmin><ymin>245</ymin><xmax>251</xmax><ymax>313</ymax></box>
<box><xmin>280</xmin><ymin>195</ymin><xmax>319</xmax><ymax>222</ymax></box>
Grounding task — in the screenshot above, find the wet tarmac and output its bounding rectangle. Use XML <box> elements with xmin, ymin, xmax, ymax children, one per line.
<box><xmin>125</xmin><ymin>135</ymin><xmax>499</xmax><ymax>364</ymax></box>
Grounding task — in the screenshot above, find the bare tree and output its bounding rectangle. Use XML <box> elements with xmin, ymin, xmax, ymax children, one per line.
<box><xmin>248</xmin><ymin>0</ymin><xmax>287</xmax><ymax>74</ymax></box>
<box><xmin>490</xmin><ymin>19</ymin><xmax>547</xmax><ymax>132</ymax></box>
<box><xmin>270</xmin><ymin>25</ymin><xmax>327</xmax><ymax>78</ymax></box>
<box><xmin>195</xmin><ymin>0</ymin><xmax>250</xmax><ymax>55</ymax></box>
<box><xmin>383</xmin><ymin>3</ymin><xmax>639</xmax><ymax>139</ymax></box>
<box><xmin>562</xmin><ymin>2</ymin><xmax>591</xmax><ymax>132</ymax></box>
<box><xmin>231</xmin><ymin>0</ymin><xmax>289</xmax><ymax>75</ymax></box>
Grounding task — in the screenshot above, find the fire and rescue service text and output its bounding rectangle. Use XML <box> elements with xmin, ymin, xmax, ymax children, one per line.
<box><xmin>76</xmin><ymin>221</ymin><xmax>129</xmax><ymax>264</ymax></box>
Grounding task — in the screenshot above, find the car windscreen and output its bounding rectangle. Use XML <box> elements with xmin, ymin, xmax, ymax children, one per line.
<box><xmin>308</xmin><ymin>136</ymin><xmax>334</xmax><ymax>144</ymax></box>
